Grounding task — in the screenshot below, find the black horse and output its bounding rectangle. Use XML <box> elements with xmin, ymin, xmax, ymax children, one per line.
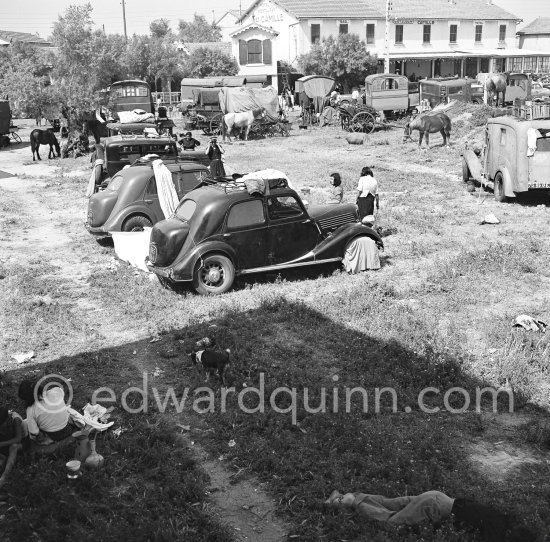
<box><xmin>30</xmin><ymin>129</ymin><xmax>61</xmax><ymax>161</ymax></box>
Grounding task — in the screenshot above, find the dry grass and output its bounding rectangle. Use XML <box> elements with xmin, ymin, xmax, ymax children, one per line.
<box><xmin>1</xmin><ymin>113</ymin><xmax>549</xmax><ymax>540</ymax></box>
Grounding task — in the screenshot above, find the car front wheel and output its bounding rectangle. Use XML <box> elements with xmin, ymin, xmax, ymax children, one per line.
<box><xmin>122</xmin><ymin>215</ymin><xmax>153</xmax><ymax>232</ymax></box>
<box><xmin>193</xmin><ymin>254</ymin><xmax>235</xmax><ymax>295</ymax></box>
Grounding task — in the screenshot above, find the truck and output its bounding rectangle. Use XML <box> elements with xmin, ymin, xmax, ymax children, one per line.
<box><xmin>462</xmin><ymin>115</ymin><xmax>550</xmax><ymax>202</ymax></box>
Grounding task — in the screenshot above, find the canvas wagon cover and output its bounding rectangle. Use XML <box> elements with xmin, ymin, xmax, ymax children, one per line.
<box><xmin>295</xmin><ymin>75</ymin><xmax>335</xmax><ymax>99</ymax></box>
<box><xmin>192</xmin><ymin>88</ymin><xmax>221</xmax><ymax>107</ymax></box>
<box><xmin>218</xmin><ymin>86</ymin><xmax>279</xmax><ymax>121</ymax></box>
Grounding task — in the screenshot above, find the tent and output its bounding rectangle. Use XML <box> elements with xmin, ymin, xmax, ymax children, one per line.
<box><xmin>218</xmin><ymin>86</ymin><xmax>279</xmax><ymax>121</ymax></box>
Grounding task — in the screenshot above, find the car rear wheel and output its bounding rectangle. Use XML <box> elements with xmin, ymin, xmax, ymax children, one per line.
<box><xmin>193</xmin><ymin>254</ymin><xmax>235</xmax><ymax>295</ymax></box>
<box><xmin>493</xmin><ymin>172</ymin><xmax>507</xmax><ymax>203</ymax></box>
<box><xmin>122</xmin><ymin>215</ymin><xmax>153</xmax><ymax>232</ymax></box>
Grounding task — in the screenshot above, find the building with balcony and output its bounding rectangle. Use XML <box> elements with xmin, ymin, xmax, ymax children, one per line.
<box><xmin>227</xmin><ymin>0</ymin><xmax>550</xmax><ymax>90</ymax></box>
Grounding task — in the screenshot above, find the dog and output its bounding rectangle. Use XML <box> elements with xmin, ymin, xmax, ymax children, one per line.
<box><xmin>190</xmin><ymin>348</ymin><xmax>231</xmax><ymax>387</ymax></box>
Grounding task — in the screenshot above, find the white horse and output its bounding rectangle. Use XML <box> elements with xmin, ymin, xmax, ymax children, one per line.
<box><xmin>222</xmin><ymin>107</ymin><xmax>266</xmax><ymax>142</ymax></box>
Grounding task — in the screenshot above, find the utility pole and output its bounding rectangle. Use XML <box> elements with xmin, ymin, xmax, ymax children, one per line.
<box><xmin>384</xmin><ymin>0</ymin><xmax>392</xmax><ymax>73</ymax></box>
<box><xmin>121</xmin><ymin>0</ymin><xmax>128</xmax><ymax>42</ymax></box>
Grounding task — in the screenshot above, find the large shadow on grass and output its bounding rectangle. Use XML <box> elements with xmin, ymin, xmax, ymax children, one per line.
<box><xmin>1</xmin><ymin>299</ymin><xmax>547</xmax><ymax>542</ymax></box>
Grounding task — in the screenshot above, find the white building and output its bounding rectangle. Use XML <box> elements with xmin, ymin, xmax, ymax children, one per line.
<box><xmin>518</xmin><ymin>18</ymin><xmax>550</xmax><ymax>64</ymax></box>
<box><xmin>228</xmin><ymin>0</ymin><xmax>550</xmax><ymax>90</ymax></box>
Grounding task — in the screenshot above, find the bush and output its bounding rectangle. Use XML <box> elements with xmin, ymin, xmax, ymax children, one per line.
<box><xmin>470</xmin><ymin>104</ymin><xmax>495</xmax><ymax>127</ymax></box>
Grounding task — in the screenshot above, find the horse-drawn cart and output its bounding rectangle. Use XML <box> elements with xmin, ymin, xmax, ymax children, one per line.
<box><xmin>184</xmin><ymin>88</ymin><xmax>225</xmax><ymax>136</ymax></box>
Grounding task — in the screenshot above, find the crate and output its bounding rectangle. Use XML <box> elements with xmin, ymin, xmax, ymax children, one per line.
<box><xmin>513</xmin><ymin>100</ymin><xmax>550</xmax><ymax>120</ymax></box>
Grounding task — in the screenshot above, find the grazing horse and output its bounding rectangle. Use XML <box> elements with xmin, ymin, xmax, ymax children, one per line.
<box><xmin>485</xmin><ymin>73</ymin><xmax>509</xmax><ymax>107</ymax></box>
<box><xmin>30</xmin><ymin>129</ymin><xmax>61</xmax><ymax>161</ymax></box>
<box><xmin>222</xmin><ymin>108</ymin><xmax>266</xmax><ymax>142</ymax></box>
<box><xmin>405</xmin><ymin>113</ymin><xmax>452</xmax><ymax>149</ymax></box>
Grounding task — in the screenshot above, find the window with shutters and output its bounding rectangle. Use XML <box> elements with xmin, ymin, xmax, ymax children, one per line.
<box><xmin>239</xmin><ymin>38</ymin><xmax>272</xmax><ymax>65</ymax></box>
<box><xmin>499</xmin><ymin>24</ymin><xmax>506</xmax><ymax>42</ymax></box>
<box><xmin>247</xmin><ymin>39</ymin><xmax>262</xmax><ymax>64</ymax></box>
<box><xmin>311</xmin><ymin>24</ymin><xmax>320</xmax><ymax>44</ymax></box>
<box><xmin>366</xmin><ymin>24</ymin><xmax>375</xmax><ymax>44</ymax></box>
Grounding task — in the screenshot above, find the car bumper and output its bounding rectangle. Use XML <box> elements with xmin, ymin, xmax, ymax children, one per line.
<box><xmin>85</xmin><ymin>222</ymin><xmax>111</xmax><ymax>237</ymax></box>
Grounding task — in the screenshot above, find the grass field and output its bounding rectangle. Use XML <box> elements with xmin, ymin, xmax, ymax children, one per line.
<box><xmin>1</xmin><ymin>110</ymin><xmax>550</xmax><ymax>541</ymax></box>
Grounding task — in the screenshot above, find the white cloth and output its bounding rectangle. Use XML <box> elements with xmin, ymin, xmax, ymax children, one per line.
<box><xmin>351</xmin><ymin>90</ymin><xmax>359</xmax><ymax>101</ymax></box>
<box><xmin>152</xmin><ymin>159</ymin><xmax>179</xmax><ymax>218</ymax></box>
<box><xmin>25</xmin><ymin>387</ymin><xmax>69</xmax><ymax>436</ymax></box>
<box><xmin>343</xmin><ymin>237</ymin><xmax>380</xmax><ymax>273</ymax></box>
<box><xmin>527</xmin><ymin>128</ymin><xmax>541</xmax><ymax>157</ymax></box>
<box><xmin>357</xmin><ymin>176</ymin><xmax>378</xmax><ymax>197</ymax></box>
<box><xmin>117</xmin><ymin>110</ymin><xmax>155</xmax><ymax>124</ymax></box>
<box><xmin>86</xmin><ymin>158</ymin><xmax>104</xmax><ymax>198</ymax></box>
<box><xmin>241</xmin><ymin>169</ymin><xmax>294</xmax><ymax>190</ymax></box>
<box><xmin>68</xmin><ymin>404</ymin><xmax>114</xmax><ymax>432</ymax></box>
<box><xmin>111</xmin><ymin>228</ymin><xmax>152</xmax><ymax>271</ymax></box>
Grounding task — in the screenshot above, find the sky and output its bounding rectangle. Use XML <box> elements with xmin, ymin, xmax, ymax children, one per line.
<box><xmin>0</xmin><ymin>0</ymin><xmax>547</xmax><ymax>39</ymax></box>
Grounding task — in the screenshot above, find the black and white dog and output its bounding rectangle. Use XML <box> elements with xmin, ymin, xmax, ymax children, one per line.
<box><xmin>190</xmin><ymin>348</ymin><xmax>231</xmax><ymax>387</ymax></box>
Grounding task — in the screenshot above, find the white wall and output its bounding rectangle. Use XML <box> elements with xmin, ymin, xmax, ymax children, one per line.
<box><xmin>519</xmin><ymin>35</ymin><xmax>550</xmax><ymax>52</ymax></box>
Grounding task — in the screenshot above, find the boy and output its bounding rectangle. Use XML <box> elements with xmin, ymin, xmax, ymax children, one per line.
<box><xmin>0</xmin><ymin>407</ymin><xmax>29</xmax><ymax>488</ymax></box>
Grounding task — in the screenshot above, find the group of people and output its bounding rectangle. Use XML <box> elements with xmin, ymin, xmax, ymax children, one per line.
<box><xmin>174</xmin><ymin>131</ymin><xmax>226</xmax><ymax>178</ymax></box>
<box><xmin>0</xmin><ymin>379</ymin><xmax>73</xmax><ymax>488</ymax></box>
<box><xmin>327</xmin><ymin>166</ymin><xmax>380</xmax><ymax>226</ymax></box>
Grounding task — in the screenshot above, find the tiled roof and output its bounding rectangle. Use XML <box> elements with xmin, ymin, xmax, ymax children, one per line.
<box><xmin>517</xmin><ymin>17</ymin><xmax>550</xmax><ymax>35</ymax></box>
<box><xmin>239</xmin><ymin>0</ymin><xmax>519</xmax><ymax>21</ymax></box>
<box><xmin>0</xmin><ymin>30</ymin><xmax>51</xmax><ymax>46</ymax></box>
<box><xmin>266</xmin><ymin>0</ymin><xmax>381</xmax><ymax>19</ymax></box>
<box><xmin>183</xmin><ymin>42</ymin><xmax>233</xmax><ymax>56</ymax></box>
<box><xmin>378</xmin><ymin>0</ymin><xmax>520</xmax><ymax>20</ymax></box>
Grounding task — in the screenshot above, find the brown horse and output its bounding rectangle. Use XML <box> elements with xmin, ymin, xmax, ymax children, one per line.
<box><xmin>30</xmin><ymin>129</ymin><xmax>61</xmax><ymax>161</ymax></box>
<box><xmin>485</xmin><ymin>73</ymin><xmax>509</xmax><ymax>107</ymax></box>
<box><xmin>405</xmin><ymin>113</ymin><xmax>452</xmax><ymax>148</ymax></box>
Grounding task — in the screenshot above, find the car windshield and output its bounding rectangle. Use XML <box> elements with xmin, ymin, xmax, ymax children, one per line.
<box><xmin>175</xmin><ymin>199</ymin><xmax>196</xmax><ymax>221</ymax></box>
<box><xmin>107</xmin><ymin>174</ymin><xmax>123</xmax><ymax>192</ymax></box>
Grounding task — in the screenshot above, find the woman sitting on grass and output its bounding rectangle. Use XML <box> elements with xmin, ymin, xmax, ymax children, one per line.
<box><xmin>0</xmin><ymin>407</ymin><xmax>29</xmax><ymax>488</ymax></box>
<box><xmin>18</xmin><ymin>379</ymin><xmax>74</xmax><ymax>445</ymax></box>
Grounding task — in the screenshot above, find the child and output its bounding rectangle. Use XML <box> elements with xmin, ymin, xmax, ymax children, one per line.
<box><xmin>0</xmin><ymin>407</ymin><xmax>29</xmax><ymax>488</ymax></box>
<box><xmin>179</xmin><ymin>132</ymin><xmax>201</xmax><ymax>151</ymax></box>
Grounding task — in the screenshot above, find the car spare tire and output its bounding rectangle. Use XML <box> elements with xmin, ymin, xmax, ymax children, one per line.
<box><xmin>122</xmin><ymin>215</ymin><xmax>152</xmax><ymax>232</ymax></box>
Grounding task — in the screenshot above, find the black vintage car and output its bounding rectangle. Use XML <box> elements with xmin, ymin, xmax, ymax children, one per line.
<box><xmin>147</xmin><ymin>177</ymin><xmax>383</xmax><ymax>294</ymax></box>
<box><xmin>91</xmin><ymin>135</ymin><xmax>210</xmax><ymax>188</ymax></box>
<box><xmin>86</xmin><ymin>159</ymin><xmax>210</xmax><ymax>235</ymax></box>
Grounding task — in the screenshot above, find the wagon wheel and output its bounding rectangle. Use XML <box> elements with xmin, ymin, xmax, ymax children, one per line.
<box><xmin>351</xmin><ymin>111</ymin><xmax>375</xmax><ymax>133</ymax></box>
<box><xmin>209</xmin><ymin>113</ymin><xmax>223</xmax><ymax>137</ymax></box>
<box><xmin>10</xmin><ymin>132</ymin><xmax>22</xmax><ymax>143</ymax></box>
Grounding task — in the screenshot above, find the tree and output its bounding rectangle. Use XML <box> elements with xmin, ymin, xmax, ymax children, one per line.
<box><xmin>298</xmin><ymin>34</ymin><xmax>378</xmax><ymax>91</ymax></box>
<box><xmin>49</xmin><ymin>3</ymin><xmax>99</xmax><ymax>128</ymax></box>
<box><xmin>178</xmin><ymin>14</ymin><xmax>221</xmax><ymax>43</ymax></box>
<box><xmin>149</xmin><ymin>18</ymin><xmax>171</xmax><ymax>39</ymax></box>
<box><xmin>183</xmin><ymin>48</ymin><xmax>238</xmax><ymax>78</ymax></box>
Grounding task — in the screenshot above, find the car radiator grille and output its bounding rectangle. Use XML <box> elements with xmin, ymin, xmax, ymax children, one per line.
<box><xmin>317</xmin><ymin>212</ymin><xmax>357</xmax><ymax>232</ymax></box>
<box><xmin>149</xmin><ymin>243</ymin><xmax>157</xmax><ymax>264</ymax></box>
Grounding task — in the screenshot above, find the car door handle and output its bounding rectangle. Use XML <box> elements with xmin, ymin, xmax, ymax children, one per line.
<box><xmin>301</xmin><ymin>219</ymin><xmax>311</xmax><ymax>224</ymax></box>
<box><xmin>144</xmin><ymin>199</ymin><xmax>153</xmax><ymax>204</ymax></box>
<box><xmin>223</xmin><ymin>233</ymin><xmax>231</xmax><ymax>237</ymax></box>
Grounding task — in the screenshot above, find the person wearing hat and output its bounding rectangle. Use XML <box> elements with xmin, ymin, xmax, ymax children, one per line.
<box><xmin>179</xmin><ymin>132</ymin><xmax>201</xmax><ymax>151</ymax></box>
<box><xmin>205</xmin><ymin>136</ymin><xmax>226</xmax><ymax>177</ymax></box>
<box><xmin>0</xmin><ymin>406</ymin><xmax>29</xmax><ymax>488</ymax></box>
